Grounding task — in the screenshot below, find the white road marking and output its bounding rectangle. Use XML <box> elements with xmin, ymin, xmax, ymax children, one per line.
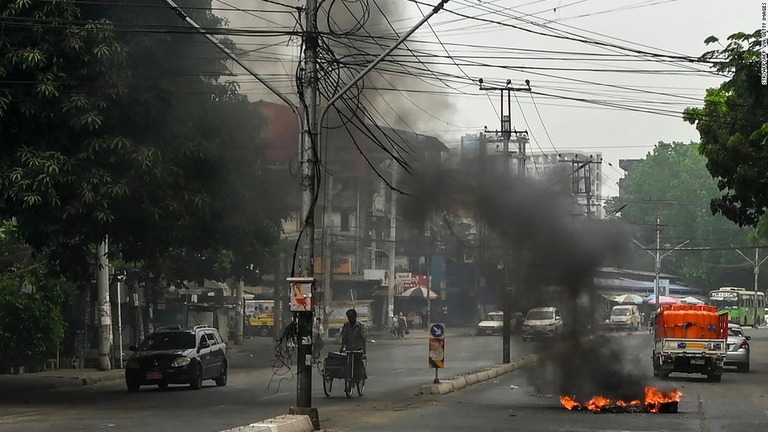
<box><xmin>259</xmin><ymin>392</ymin><xmax>291</xmax><ymax>400</ymax></box>
<box><xmin>0</xmin><ymin>412</ymin><xmax>41</xmax><ymax>424</ymax></box>
<box><xmin>391</xmin><ymin>369</ymin><xmax>405</xmax><ymax>373</ymax></box>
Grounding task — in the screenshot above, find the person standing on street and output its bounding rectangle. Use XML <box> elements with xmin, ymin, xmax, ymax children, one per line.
<box><xmin>312</xmin><ymin>316</ymin><xmax>324</xmax><ymax>363</ymax></box>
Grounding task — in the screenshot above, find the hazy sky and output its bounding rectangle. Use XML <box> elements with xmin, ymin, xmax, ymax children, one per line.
<box><xmin>217</xmin><ymin>0</ymin><xmax>757</xmax><ymax>200</ymax></box>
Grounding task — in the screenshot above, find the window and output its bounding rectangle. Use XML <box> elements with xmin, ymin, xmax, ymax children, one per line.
<box><xmin>205</xmin><ymin>333</ymin><xmax>217</xmax><ymax>343</ymax></box>
<box><xmin>341</xmin><ymin>211</ymin><xmax>350</xmax><ymax>232</ymax></box>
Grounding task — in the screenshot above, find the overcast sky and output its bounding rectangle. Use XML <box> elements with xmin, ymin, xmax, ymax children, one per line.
<box><xmin>217</xmin><ymin>0</ymin><xmax>757</xmax><ymax>200</ymax></box>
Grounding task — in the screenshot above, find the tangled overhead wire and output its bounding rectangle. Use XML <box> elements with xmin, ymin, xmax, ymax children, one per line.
<box><xmin>267</xmin><ymin>319</ymin><xmax>298</xmax><ymax>393</ymax></box>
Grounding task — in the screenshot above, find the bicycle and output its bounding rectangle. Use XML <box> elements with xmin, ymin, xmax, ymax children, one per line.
<box><xmin>321</xmin><ymin>350</ymin><xmax>366</xmax><ymax>398</ymax></box>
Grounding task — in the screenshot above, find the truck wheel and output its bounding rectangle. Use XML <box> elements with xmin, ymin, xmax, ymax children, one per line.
<box><xmin>737</xmin><ymin>363</ymin><xmax>750</xmax><ymax>373</ymax></box>
<box><xmin>707</xmin><ymin>374</ymin><xmax>722</xmax><ymax>382</ymax></box>
<box><xmin>660</xmin><ymin>372</ymin><xmax>670</xmax><ymax>380</ymax></box>
<box><xmin>258</xmin><ymin>327</ymin><xmax>271</xmax><ymax>337</ymax></box>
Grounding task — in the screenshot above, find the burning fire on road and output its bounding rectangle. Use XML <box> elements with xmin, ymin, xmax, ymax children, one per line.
<box><xmin>559</xmin><ymin>386</ymin><xmax>682</xmax><ymax>413</ymax></box>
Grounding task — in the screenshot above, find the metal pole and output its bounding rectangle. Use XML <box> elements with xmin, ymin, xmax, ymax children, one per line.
<box><xmin>117</xmin><ymin>278</ymin><xmax>124</xmax><ymax>369</ymax></box>
<box><xmin>97</xmin><ymin>238</ymin><xmax>111</xmax><ymax>371</ymax></box>
<box><xmin>755</xmin><ymin>247</ymin><xmax>759</xmax><ymax>326</ymax></box>
<box><xmin>654</xmin><ymin>213</ymin><xmax>661</xmax><ymax>311</ymax></box>
<box><xmin>234</xmin><ymin>280</ymin><xmax>244</xmax><ymax>345</ymax></box>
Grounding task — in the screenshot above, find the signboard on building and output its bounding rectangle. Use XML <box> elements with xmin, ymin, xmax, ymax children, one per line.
<box><xmin>395</xmin><ymin>272</ymin><xmax>429</xmax><ymax>295</ymax></box>
<box><xmin>364</xmin><ymin>269</ymin><xmax>388</xmax><ymax>286</ymax></box>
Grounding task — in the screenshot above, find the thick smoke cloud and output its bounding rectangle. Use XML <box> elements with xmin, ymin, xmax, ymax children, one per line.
<box><xmin>401</xmin><ymin>157</ymin><xmax>647</xmax><ymax>402</ymax></box>
<box><xmin>221</xmin><ymin>1</ymin><xmax>456</xmax><ymax>134</ymax></box>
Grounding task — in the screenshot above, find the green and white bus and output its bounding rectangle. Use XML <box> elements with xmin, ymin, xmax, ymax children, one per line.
<box><xmin>708</xmin><ymin>287</ymin><xmax>766</xmax><ymax>327</ymax></box>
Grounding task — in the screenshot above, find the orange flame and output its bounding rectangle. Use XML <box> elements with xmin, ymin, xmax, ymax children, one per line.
<box><xmin>644</xmin><ymin>386</ymin><xmax>682</xmax><ymax>413</ymax></box>
<box><xmin>559</xmin><ymin>395</ymin><xmax>581</xmax><ymax>410</ymax></box>
<box><xmin>558</xmin><ymin>386</ymin><xmax>681</xmax><ymax>413</ymax></box>
<box><xmin>585</xmin><ymin>395</ymin><xmax>612</xmax><ymax>412</ymax></box>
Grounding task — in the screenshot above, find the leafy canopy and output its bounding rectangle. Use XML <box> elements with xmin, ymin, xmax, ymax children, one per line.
<box><xmin>683</xmin><ymin>30</ymin><xmax>768</xmax><ymax>227</ymax></box>
<box><xmin>0</xmin><ymin>1</ymin><xmax>290</xmax><ymax>283</ymax></box>
<box><xmin>606</xmin><ymin>142</ymin><xmax>751</xmax><ymax>289</ymax></box>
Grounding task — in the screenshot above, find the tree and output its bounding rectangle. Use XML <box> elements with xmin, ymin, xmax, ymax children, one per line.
<box><xmin>683</xmin><ymin>30</ymin><xmax>768</xmax><ymax>227</ymax></box>
<box><xmin>0</xmin><ymin>1</ymin><xmax>290</xmax><ymax>284</ymax></box>
<box><xmin>606</xmin><ymin>142</ymin><xmax>752</xmax><ymax>288</ymax></box>
<box><xmin>0</xmin><ymin>222</ymin><xmax>67</xmax><ymax>371</ymax></box>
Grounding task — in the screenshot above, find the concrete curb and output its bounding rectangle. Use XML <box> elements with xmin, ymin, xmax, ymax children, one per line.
<box><xmin>419</xmin><ymin>354</ymin><xmax>540</xmax><ymax>396</ymax></box>
<box><xmin>220</xmin><ymin>415</ymin><xmax>314</xmax><ymax>432</ymax></box>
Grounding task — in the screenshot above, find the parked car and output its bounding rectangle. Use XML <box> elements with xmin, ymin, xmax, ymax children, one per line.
<box><xmin>521</xmin><ymin>307</ymin><xmax>564</xmax><ymax>341</ymax></box>
<box><xmin>725</xmin><ymin>323</ymin><xmax>750</xmax><ymax>373</ymax></box>
<box><xmin>607</xmin><ymin>305</ymin><xmax>641</xmax><ymax>331</ymax></box>
<box><xmin>124</xmin><ymin>325</ymin><xmax>228</xmax><ymax>392</ymax></box>
<box><xmin>476</xmin><ymin>311</ymin><xmax>504</xmax><ymax>335</ymax></box>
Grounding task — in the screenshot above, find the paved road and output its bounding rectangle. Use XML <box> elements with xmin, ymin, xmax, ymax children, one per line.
<box><xmin>322</xmin><ymin>328</ymin><xmax>768</xmax><ymax>432</ymax></box>
<box><xmin>0</xmin><ymin>332</ymin><xmax>535</xmax><ymax>431</ymax></box>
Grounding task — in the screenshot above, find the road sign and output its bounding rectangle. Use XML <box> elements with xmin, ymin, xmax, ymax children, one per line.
<box><xmin>429</xmin><ymin>337</ymin><xmax>444</xmax><ymax>369</ymax></box>
<box><xmin>430</xmin><ymin>323</ymin><xmax>446</xmax><ymax>339</ymax></box>
<box><xmin>659</xmin><ymin>279</ymin><xmax>669</xmax><ymax>296</ymax></box>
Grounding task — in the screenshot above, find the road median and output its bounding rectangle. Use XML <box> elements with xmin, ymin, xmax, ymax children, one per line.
<box><xmin>419</xmin><ymin>354</ymin><xmax>540</xmax><ymax>396</ymax></box>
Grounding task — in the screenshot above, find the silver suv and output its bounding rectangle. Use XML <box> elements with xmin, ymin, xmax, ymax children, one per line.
<box><xmin>125</xmin><ymin>325</ymin><xmax>228</xmax><ymax>392</ymax></box>
<box><xmin>521</xmin><ymin>307</ymin><xmax>564</xmax><ymax>341</ymax></box>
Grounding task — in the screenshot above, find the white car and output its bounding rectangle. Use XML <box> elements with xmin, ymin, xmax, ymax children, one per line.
<box><xmin>476</xmin><ymin>311</ymin><xmax>504</xmax><ymax>335</ymax></box>
<box><xmin>521</xmin><ymin>307</ymin><xmax>564</xmax><ymax>341</ymax></box>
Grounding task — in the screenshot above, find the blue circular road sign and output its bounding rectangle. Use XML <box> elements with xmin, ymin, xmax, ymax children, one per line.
<box><xmin>430</xmin><ymin>323</ymin><xmax>446</xmax><ymax>338</ymax></box>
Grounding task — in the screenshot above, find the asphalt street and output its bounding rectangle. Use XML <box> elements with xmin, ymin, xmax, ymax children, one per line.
<box><xmin>322</xmin><ymin>328</ymin><xmax>768</xmax><ymax>432</ymax></box>
<box><xmin>0</xmin><ymin>331</ymin><xmax>536</xmax><ymax>431</ymax></box>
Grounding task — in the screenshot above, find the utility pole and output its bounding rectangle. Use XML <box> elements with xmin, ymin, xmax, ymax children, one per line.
<box><xmin>97</xmin><ymin>238</ymin><xmax>111</xmax><ymax>371</ymax></box>
<box><xmin>558</xmin><ymin>155</ymin><xmax>602</xmax><ymax>217</ymax></box>
<box><xmin>478</xmin><ymin>79</ymin><xmax>529</xmax><ymax>364</ymax></box>
<box><xmin>294</xmin><ymin>0</ymin><xmax>319</xmax><ymax>411</ymax></box>
<box><xmin>733</xmin><ymin>240</ymin><xmax>768</xmax><ymax>326</ymax></box>
<box><xmin>631</xmin><ymin>205</ymin><xmax>688</xmax><ymax>310</ymax></box>
<box><xmin>387</xmin><ymin>161</ymin><xmax>398</xmax><ymax>326</ymax></box>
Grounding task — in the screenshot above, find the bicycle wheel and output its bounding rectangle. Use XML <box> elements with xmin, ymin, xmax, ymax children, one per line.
<box><xmin>323</xmin><ymin>376</ymin><xmax>333</xmax><ymax>397</ymax></box>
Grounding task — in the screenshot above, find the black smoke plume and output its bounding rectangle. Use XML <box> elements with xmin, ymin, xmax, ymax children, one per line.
<box><xmin>400</xmin><ymin>155</ymin><xmax>647</xmax><ymax>402</ymax></box>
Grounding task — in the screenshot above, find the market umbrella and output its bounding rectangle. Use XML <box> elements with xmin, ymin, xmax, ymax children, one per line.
<box><xmin>679</xmin><ymin>296</ymin><xmax>704</xmax><ymax>305</ymax></box>
<box><xmin>646</xmin><ymin>294</ymin><xmax>679</xmax><ymax>305</ymax></box>
<box><xmin>398</xmin><ymin>287</ymin><xmax>439</xmax><ymax>300</ymax></box>
<box><xmin>612</xmin><ymin>294</ymin><xmax>645</xmax><ymax>305</ymax></box>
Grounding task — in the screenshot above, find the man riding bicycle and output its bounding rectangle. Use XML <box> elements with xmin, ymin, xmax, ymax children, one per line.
<box><xmin>340</xmin><ymin>308</ymin><xmax>367</xmax><ymax>382</ymax></box>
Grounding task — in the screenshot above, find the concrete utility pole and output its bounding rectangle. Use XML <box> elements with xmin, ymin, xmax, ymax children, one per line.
<box><xmin>387</xmin><ymin>161</ymin><xmax>398</xmax><ymax>325</ymax></box>
<box><xmin>97</xmin><ymin>238</ymin><xmax>111</xmax><ymax>371</ymax></box>
<box><xmin>294</xmin><ymin>0</ymin><xmax>320</xmax><ymax>411</ymax></box>
<box><xmin>478</xmin><ymin>79</ymin><xmax>529</xmax><ymax>364</ymax></box>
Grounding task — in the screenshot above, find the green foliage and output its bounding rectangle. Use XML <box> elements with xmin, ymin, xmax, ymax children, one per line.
<box><xmin>683</xmin><ymin>29</ymin><xmax>768</xmax><ymax>227</ymax></box>
<box><xmin>0</xmin><ymin>1</ymin><xmax>290</xmax><ymax>285</ymax></box>
<box><xmin>607</xmin><ymin>142</ymin><xmax>752</xmax><ymax>288</ymax></box>
<box><xmin>0</xmin><ymin>223</ymin><xmax>66</xmax><ymax>370</ymax></box>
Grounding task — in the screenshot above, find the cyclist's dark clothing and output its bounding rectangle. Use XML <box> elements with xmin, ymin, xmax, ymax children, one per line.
<box><xmin>341</xmin><ymin>321</ymin><xmax>367</xmax><ymax>381</ymax></box>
